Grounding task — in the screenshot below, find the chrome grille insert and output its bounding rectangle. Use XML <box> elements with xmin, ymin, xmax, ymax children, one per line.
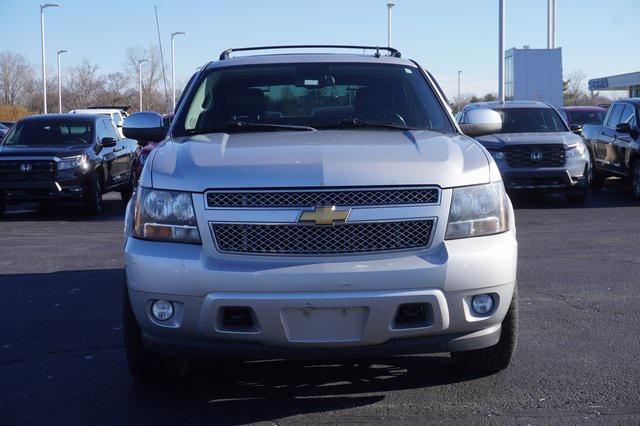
<box><xmin>211</xmin><ymin>220</ymin><xmax>435</xmax><ymax>255</ymax></box>
<box><xmin>206</xmin><ymin>187</ymin><xmax>439</xmax><ymax>208</ymax></box>
<box><xmin>506</xmin><ymin>144</ymin><xmax>566</xmax><ymax>168</ymax></box>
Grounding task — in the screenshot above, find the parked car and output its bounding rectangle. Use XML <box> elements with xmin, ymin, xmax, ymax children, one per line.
<box><xmin>582</xmin><ymin>98</ymin><xmax>640</xmax><ymax>198</ymax></box>
<box><xmin>0</xmin><ymin>123</ymin><xmax>8</xmax><ymax>142</ymax></box>
<box><xmin>559</xmin><ymin>106</ymin><xmax>607</xmax><ymax>127</ymax></box>
<box><xmin>69</xmin><ymin>107</ymin><xmax>128</xmax><ymax>138</ymax></box>
<box><xmin>458</xmin><ymin>101</ymin><xmax>590</xmax><ymax>204</ymax></box>
<box><xmin>0</xmin><ymin>114</ymin><xmax>138</xmax><ymax>216</ymax></box>
<box><xmin>121</xmin><ymin>45</ymin><xmax>518</xmax><ymax>382</ymax></box>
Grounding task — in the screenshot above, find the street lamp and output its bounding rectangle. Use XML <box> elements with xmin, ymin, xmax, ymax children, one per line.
<box><xmin>498</xmin><ymin>0</ymin><xmax>505</xmax><ymax>102</ymax></box>
<box><xmin>457</xmin><ymin>70</ymin><xmax>462</xmax><ymax>109</ymax></box>
<box><xmin>386</xmin><ymin>3</ymin><xmax>395</xmax><ymax>48</ymax></box>
<box><xmin>171</xmin><ymin>31</ymin><xmax>187</xmax><ymax>111</ymax></box>
<box><xmin>56</xmin><ymin>49</ymin><xmax>68</xmax><ymax>113</ymax></box>
<box><xmin>40</xmin><ymin>3</ymin><xmax>62</xmax><ymax>114</ymax></box>
<box><xmin>138</xmin><ymin>59</ymin><xmax>149</xmax><ymax>111</ymax></box>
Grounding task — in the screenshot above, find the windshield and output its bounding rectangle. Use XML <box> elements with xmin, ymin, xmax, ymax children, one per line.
<box><xmin>567</xmin><ymin>110</ymin><xmax>605</xmax><ymax>125</ymax></box>
<box><xmin>174</xmin><ymin>63</ymin><xmax>454</xmax><ymax>136</ymax></box>
<box><xmin>493</xmin><ymin>107</ymin><xmax>568</xmax><ymax>133</ymax></box>
<box><xmin>2</xmin><ymin>121</ymin><xmax>94</xmax><ymax>146</ymax></box>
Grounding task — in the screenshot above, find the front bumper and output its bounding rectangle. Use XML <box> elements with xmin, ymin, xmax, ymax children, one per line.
<box><xmin>125</xmin><ymin>229</ymin><xmax>517</xmax><ymax>358</ymax></box>
<box><xmin>0</xmin><ymin>172</ymin><xmax>88</xmax><ymax>203</ymax></box>
<box><xmin>501</xmin><ymin>167</ymin><xmax>588</xmax><ymax>192</ymax></box>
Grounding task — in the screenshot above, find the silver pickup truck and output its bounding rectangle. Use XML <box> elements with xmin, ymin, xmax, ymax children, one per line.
<box><xmin>121</xmin><ymin>45</ymin><xmax>518</xmax><ymax>382</ymax></box>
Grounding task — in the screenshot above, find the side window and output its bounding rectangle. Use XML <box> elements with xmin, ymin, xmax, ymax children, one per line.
<box><xmin>621</xmin><ymin>105</ymin><xmax>636</xmax><ymax>125</ymax></box>
<box><xmin>606</xmin><ymin>104</ymin><xmax>624</xmax><ymax>128</ymax></box>
<box><xmin>96</xmin><ymin>120</ymin><xmax>109</xmax><ymax>142</ymax></box>
<box><xmin>104</xmin><ymin>120</ymin><xmax>119</xmax><ymax>139</ymax></box>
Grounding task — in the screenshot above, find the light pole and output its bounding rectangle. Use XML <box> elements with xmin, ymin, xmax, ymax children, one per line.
<box><xmin>138</xmin><ymin>59</ymin><xmax>149</xmax><ymax>111</ymax></box>
<box><xmin>498</xmin><ymin>0</ymin><xmax>505</xmax><ymax>102</ymax></box>
<box><xmin>457</xmin><ymin>70</ymin><xmax>461</xmax><ymax>109</ymax></box>
<box><xmin>171</xmin><ymin>31</ymin><xmax>186</xmax><ymax>111</ymax></box>
<box><xmin>56</xmin><ymin>49</ymin><xmax>67</xmax><ymax>113</ymax></box>
<box><xmin>386</xmin><ymin>3</ymin><xmax>395</xmax><ymax>48</ymax></box>
<box><xmin>40</xmin><ymin>3</ymin><xmax>61</xmax><ymax>114</ymax></box>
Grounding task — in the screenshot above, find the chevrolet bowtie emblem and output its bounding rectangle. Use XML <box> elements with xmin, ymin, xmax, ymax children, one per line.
<box><xmin>299</xmin><ymin>206</ymin><xmax>350</xmax><ymax>226</ymax></box>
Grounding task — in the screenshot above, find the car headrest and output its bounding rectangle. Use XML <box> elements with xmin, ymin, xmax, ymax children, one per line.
<box><xmin>225</xmin><ymin>88</ymin><xmax>266</xmax><ymax>118</ymax></box>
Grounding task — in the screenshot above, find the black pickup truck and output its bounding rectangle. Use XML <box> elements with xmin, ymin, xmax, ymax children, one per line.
<box><xmin>582</xmin><ymin>98</ymin><xmax>640</xmax><ymax>199</ymax></box>
<box><xmin>0</xmin><ymin>114</ymin><xmax>138</xmax><ymax>216</ymax></box>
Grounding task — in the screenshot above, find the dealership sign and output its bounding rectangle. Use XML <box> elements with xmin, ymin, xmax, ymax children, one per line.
<box><xmin>588</xmin><ymin>78</ymin><xmax>609</xmax><ymax>91</ymax></box>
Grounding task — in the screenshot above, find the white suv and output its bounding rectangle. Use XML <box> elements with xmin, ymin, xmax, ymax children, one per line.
<box><xmin>70</xmin><ymin>107</ymin><xmax>127</xmax><ymax>138</ymax></box>
<box><xmin>121</xmin><ymin>45</ymin><xmax>518</xmax><ymax>382</ymax></box>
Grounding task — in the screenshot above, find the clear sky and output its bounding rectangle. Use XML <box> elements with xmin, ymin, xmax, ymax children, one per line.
<box><xmin>1</xmin><ymin>0</ymin><xmax>638</xmax><ymax>99</ymax></box>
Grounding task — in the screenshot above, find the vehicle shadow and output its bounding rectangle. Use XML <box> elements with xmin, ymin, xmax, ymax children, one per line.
<box><xmin>129</xmin><ymin>356</ymin><xmax>487</xmax><ymax>424</ymax></box>
<box><xmin>0</xmin><ymin>193</ymin><xmax>125</xmax><ymax>222</ymax></box>
<box><xmin>510</xmin><ymin>178</ymin><xmax>638</xmax><ymax>210</ymax></box>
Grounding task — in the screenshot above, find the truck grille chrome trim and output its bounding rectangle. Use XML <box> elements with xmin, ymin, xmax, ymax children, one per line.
<box><xmin>210</xmin><ymin>219</ymin><xmax>435</xmax><ymax>255</ymax></box>
<box><xmin>205</xmin><ymin>187</ymin><xmax>440</xmax><ymax>209</ymax></box>
<box><xmin>506</xmin><ymin>144</ymin><xmax>566</xmax><ymax>168</ymax></box>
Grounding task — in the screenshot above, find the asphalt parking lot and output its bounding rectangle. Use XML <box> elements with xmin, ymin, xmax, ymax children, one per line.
<box><xmin>1</xmin><ymin>183</ymin><xmax>639</xmax><ymax>425</ymax></box>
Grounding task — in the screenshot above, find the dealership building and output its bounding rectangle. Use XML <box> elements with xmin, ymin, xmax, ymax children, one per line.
<box><xmin>588</xmin><ymin>72</ymin><xmax>640</xmax><ymax>98</ymax></box>
<box><xmin>505</xmin><ymin>46</ymin><xmax>563</xmax><ymax>107</ymax></box>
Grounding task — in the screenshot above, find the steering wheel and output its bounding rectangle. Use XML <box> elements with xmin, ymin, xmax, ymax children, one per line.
<box><xmin>358</xmin><ymin>110</ymin><xmax>407</xmax><ymax>126</ymax></box>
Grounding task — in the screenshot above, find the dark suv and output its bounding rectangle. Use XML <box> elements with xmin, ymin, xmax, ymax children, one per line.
<box><xmin>582</xmin><ymin>99</ymin><xmax>640</xmax><ymax>199</ymax></box>
<box><xmin>0</xmin><ymin>114</ymin><xmax>138</xmax><ymax>216</ymax></box>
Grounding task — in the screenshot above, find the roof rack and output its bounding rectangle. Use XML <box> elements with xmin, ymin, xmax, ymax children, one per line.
<box><xmin>86</xmin><ymin>105</ymin><xmax>131</xmax><ymax>112</ymax></box>
<box><xmin>219</xmin><ymin>45</ymin><xmax>401</xmax><ymax>61</ymax></box>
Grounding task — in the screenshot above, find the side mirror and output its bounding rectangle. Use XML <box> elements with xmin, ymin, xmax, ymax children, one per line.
<box><xmin>459</xmin><ymin>108</ymin><xmax>503</xmax><ymax>137</ymax></box>
<box><xmin>570</xmin><ymin>124</ymin><xmax>583</xmax><ymax>135</ymax></box>
<box><xmin>100</xmin><ymin>137</ymin><xmax>117</xmax><ymax>148</ymax></box>
<box><xmin>123</xmin><ymin>112</ymin><xmax>166</xmax><ymax>143</ymax></box>
<box><xmin>616</xmin><ymin>122</ymin><xmax>632</xmax><ymax>134</ymax></box>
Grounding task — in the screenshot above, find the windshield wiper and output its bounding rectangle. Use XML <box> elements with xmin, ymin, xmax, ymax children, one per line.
<box><xmin>185</xmin><ymin>121</ymin><xmax>315</xmax><ymax>135</ymax></box>
<box><xmin>331</xmin><ymin>118</ymin><xmax>419</xmax><ymax>131</ymax></box>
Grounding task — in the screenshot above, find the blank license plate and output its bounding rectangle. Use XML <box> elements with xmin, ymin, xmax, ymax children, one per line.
<box><xmin>282</xmin><ymin>307</ymin><xmax>367</xmax><ymax>343</ymax></box>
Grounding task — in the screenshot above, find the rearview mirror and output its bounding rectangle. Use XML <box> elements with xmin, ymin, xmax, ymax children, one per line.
<box><xmin>100</xmin><ymin>137</ymin><xmax>117</xmax><ymax>148</ymax></box>
<box><xmin>570</xmin><ymin>124</ymin><xmax>583</xmax><ymax>135</ymax></box>
<box><xmin>123</xmin><ymin>112</ymin><xmax>166</xmax><ymax>143</ymax></box>
<box><xmin>459</xmin><ymin>108</ymin><xmax>503</xmax><ymax>137</ymax></box>
<box><xmin>616</xmin><ymin>122</ymin><xmax>631</xmax><ymax>134</ymax></box>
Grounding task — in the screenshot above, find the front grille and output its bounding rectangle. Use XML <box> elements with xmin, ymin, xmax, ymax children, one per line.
<box><xmin>211</xmin><ymin>220</ymin><xmax>435</xmax><ymax>255</ymax></box>
<box><xmin>0</xmin><ymin>160</ymin><xmax>56</xmax><ymax>181</ymax></box>
<box><xmin>206</xmin><ymin>187</ymin><xmax>439</xmax><ymax>208</ymax></box>
<box><xmin>506</xmin><ymin>145</ymin><xmax>566</xmax><ymax>168</ymax></box>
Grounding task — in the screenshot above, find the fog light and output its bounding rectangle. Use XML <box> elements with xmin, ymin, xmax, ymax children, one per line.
<box><xmin>151</xmin><ymin>300</ymin><xmax>174</xmax><ymax>321</ymax></box>
<box><xmin>471</xmin><ymin>294</ymin><xmax>494</xmax><ymax>315</ymax></box>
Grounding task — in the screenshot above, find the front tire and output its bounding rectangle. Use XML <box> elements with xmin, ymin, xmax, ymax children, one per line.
<box><xmin>123</xmin><ymin>281</ymin><xmax>189</xmax><ymax>382</ymax></box>
<box><xmin>566</xmin><ymin>191</ymin><xmax>587</xmax><ymax>205</ymax></box>
<box><xmin>84</xmin><ymin>175</ymin><xmax>103</xmax><ymax>215</ymax></box>
<box><xmin>120</xmin><ymin>173</ymin><xmax>134</xmax><ymax>206</ymax></box>
<box><xmin>450</xmin><ymin>288</ymin><xmax>518</xmax><ymax>374</ymax></box>
<box><xmin>632</xmin><ymin>161</ymin><xmax>640</xmax><ymax>200</ymax></box>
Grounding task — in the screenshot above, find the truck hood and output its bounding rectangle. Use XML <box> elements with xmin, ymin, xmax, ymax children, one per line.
<box><xmin>0</xmin><ymin>145</ymin><xmax>88</xmax><ymax>158</ymax></box>
<box><xmin>149</xmin><ymin>130</ymin><xmax>491</xmax><ymax>192</ymax></box>
<box><xmin>475</xmin><ymin>132</ymin><xmax>582</xmax><ymax>148</ymax></box>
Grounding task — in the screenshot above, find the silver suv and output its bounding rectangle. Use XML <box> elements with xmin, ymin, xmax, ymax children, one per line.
<box><xmin>122</xmin><ymin>46</ymin><xmax>518</xmax><ymax>382</ymax></box>
<box><xmin>458</xmin><ymin>101</ymin><xmax>590</xmax><ymax>204</ymax></box>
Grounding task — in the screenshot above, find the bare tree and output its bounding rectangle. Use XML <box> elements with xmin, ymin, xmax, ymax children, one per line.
<box><xmin>0</xmin><ymin>51</ymin><xmax>34</xmax><ymax>106</ymax></box>
<box><xmin>102</xmin><ymin>72</ymin><xmax>132</xmax><ymax>105</ymax></box>
<box><xmin>62</xmin><ymin>59</ymin><xmax>105</xmax><ymax>110</ymax></box>
<box><xmin>564</xmin><ymin>70</ymin><xmax>587</xmax><ymax>106</ymax></box>
<box><xmin>124</xmin><ymin>45</ymin><xmax>165</xmax><ymax>112</ymax></box>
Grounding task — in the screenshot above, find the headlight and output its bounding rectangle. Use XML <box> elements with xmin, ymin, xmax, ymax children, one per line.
<box><xmin>488</xmin><ymin>150</ymin><xmax>505</xmax><ymax>161</ymax></box>
<box><xmin>445</xmin><ymin>182</ymin><xmax>510</xmax><ymax>240</ymax></box>
<box><xmin>58</xmin><ymin>154</ymin><xmax>89</xmax><ymax>171</ymax></box>
<box><xmin>566</xmin><ymin>142</ymin><xmax>586</xmax><ymax>158</ymax></box>
<box><xmin>132</xmin><ymin>187</ymin><xmax>201</xmax><ymax>244</ymax></box>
